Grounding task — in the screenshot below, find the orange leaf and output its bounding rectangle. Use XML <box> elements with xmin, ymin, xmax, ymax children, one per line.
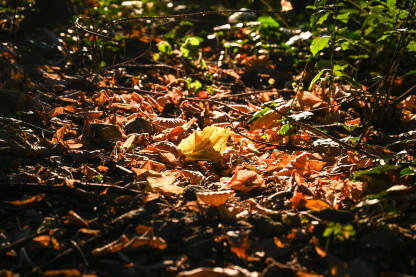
<box><xmin>290</xmin><ymin>192</ymin><xmax>306</xmax><ymax>209</ymax></box>
<box><xmin>227</xmin><ymin>169</ymin><xmax>265</xmax><ymax>192</ymax></box>
<box><xmin>196</xmin><ymin>190</ymin><xmax>235</xmax><ymax>206</ymax></box>
<box><xmin>33</xmin><ymin>235</ymin><xmax>60</xmax><ymax>250</ymax></box>
<box><xmin>304</xmin><ymin>199</ymin><xmax>331</xmax><ymax>211</ymax></box>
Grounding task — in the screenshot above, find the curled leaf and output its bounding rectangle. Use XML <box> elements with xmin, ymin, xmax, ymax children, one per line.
<box><xmin>196</xmin><ymin>190</ymin><xmax>235</xmax><ymax>206</ymax></box>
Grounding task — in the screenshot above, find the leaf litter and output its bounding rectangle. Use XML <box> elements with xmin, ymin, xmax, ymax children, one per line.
<box><xmin>0</xmin><ymin>4</ymin><xmax>416</xmax><ymax>277</ymax></box>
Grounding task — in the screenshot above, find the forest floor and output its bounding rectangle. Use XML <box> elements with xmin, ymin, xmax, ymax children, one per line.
<box><xmin>1</xmin><ymin>7</ymin><xmax>416</xmax><ymax>277</ymax></box>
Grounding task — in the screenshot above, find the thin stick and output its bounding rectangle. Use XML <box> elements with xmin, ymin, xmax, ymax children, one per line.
<box><xmin>230</xmin><ymin>126</ymin><xmax>309</xmax><ymax>151</ymax></box>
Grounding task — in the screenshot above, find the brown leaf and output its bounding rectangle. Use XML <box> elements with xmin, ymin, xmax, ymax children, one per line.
<box><xmin>275</xmin><ymin>152</ymin><xmax>326</xmax><ymax>177</ymax></box>
<box><xmin>146</xmin><ymin>172</ymin><xmax>184</xmax><ymax>196</ymax></box>
<box><xmin>49</xmin><ymin>105</ymin><xmax>77</xmax><ymax>117</ymax></box>
<box><xmin>296</xmin><ymin>91</ymin><xmax>326</xmax><ymax>110</ymax></box>
<box><xmin>227</xmin><ymin>169</ymin><xmax>265</xmax><ymax>192</ymax></box>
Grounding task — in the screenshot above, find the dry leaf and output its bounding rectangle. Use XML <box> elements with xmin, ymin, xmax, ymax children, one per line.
<box><xmin>146</xmin><ymin>173</ymin><xmax>184</xmax><ymax>196</ymax></box>
<box><xmin>296</xmin><ymin>91</ymin><xmax>326</xmax><ymax>110</ymax></box>
<box><xmin>281</xmin><ymin>0</ymin><xmax>293</xmax><ymax>12</ymax></box>
<box><xmin>178</xmin><ymin>126</ymin><xmax>230</xmax><ymax>161</ymax></box>
<box><xmin>304</xmin><ymin>199</ymin><xmax>331</xmax><ymax>211</ymax></box>
<box><xmin>196</xmin><ymin>190</ymin><xmax>235</xmax><ymax>206</ymax></box>
<box><xmin>290</xmin><ymin>192</ymin><xmax>307</xmax><ymax>209</ymax></box>
<box><xmin>227</xmin><ymin>169</ymin><xmax>265</xmax><ymax>192</ymax></box>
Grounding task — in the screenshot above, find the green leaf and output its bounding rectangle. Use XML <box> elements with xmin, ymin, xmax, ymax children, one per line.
<box><xmin>333</xmin><ymin>63</ymin><xmax>348</xmax><ymax>77</ymax></box>
<box><xmin>157</xmin><ymin>41</ymin><xmax>172</xmax><ymax>55</ymax></box>
<box><xmin>187</xmin><ymin>80</ymin><xmax>202</xmax><ymax>92</ymax></box>
<box><xmin>258</xmin><ymin>16</ymin><xmax>279</xmax><ymax>28</ymax></box>
<box><xmin>352</xmin><ymin>165</ymin><xmax>401</xmax><ymax>180</ymax></box>
<box><xmin>400</xmin><ymin>167</ymin><xmax>416</xmax><ymax>176</ymax></box>
<box><xmin>336</xmin><ymin>11</ymin><xmax>351</xmax><ymax>24</ymax></box>
<box><xmin>310</xmin><ymin>10</ymin><xmax>330</xmax><ymax>27</ymax></box>
<box><xmin>248</xmin><ymin>99</ymin><xmax>284</xmax><ymax>123</ymax></box>
<box><xmin>180</xmin><ymin>37</ymin><xmax>202</xmax><ymax>59</ymax></box>
<box><xmin>310</xmin><ymin>36</ymin><xmax>331</xmax><ymax>56</ymax></box>
<box><xmin>407</xmin><ymin>41</ymin><xmax>416</xmax><ymax>52</ymax></box>
<box><xmin>279</xmin><ymin>123</ymin><xmax>293</xmax><ymax>136</ymax></box>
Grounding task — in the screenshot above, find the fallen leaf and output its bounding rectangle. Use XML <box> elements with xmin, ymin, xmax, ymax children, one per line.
<box><xmin>227</xmin><ymin>169</ymin><xmax>265</xmax><ymax>192</ymax></box>
<box><xmin>296</xmin><ymin>91</ymin><xmax>326</xmax><ymax>110</ymax></box>
<box><xmin>281</xmin><ymin>0</ymin><xmax>293</xmax><ymax>12</ymax></box>
<box><xmin>304</xmin><ymin>199</ymin><xmax>331</xmax><ymax>211</ymax></box>
<box><xmin>146</xmin><ymin>172</ymin><xmax>184</xmax><ymax>196</ymax></box>
<box><xmin>178</xmin><ymin>126</ymin><xmax>230</xmax><ymax>161</ymax></box>
<box><xmin>290</xmin><ymin>192</ymin><xmax>307</xmax><ymax>209</ymax></box>
<box><xmin>196</xmin><ymin>190</ymin><xmax>235</xmax><ymax>206</ymax></box>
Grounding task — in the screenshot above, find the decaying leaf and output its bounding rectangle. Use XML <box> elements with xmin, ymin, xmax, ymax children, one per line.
<box><xmin>291</xmin><ymin>193</ymin><xmax>331</xmax><ymax>211</ymax></box>
<box><xmin>146</xmin><ymin>172</ymin><xmax>184</xmax><ymax>196</ymax></box>
<box><xmin>227</xmin><ymin>169</ymin><xmax>265</xmax><ymax>192</ymax></box>
<box><xmin>178</xmin><ymin>126</ymin><xmax>230</xmax><ymax>161</ymax></box>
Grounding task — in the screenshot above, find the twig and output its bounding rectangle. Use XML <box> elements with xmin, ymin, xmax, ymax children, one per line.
<box><xmin>230</xmin><ymin>126</ymin><xmax>309</xmax><ymax>151</ymax></box>
<box><xmin>394</xmin><ymin>83</ymin><xmax>416</xmax><ymax>103</ymax></box>
<box><xmin>0</xmin><ymin>117</ymin><xmax>54</xmax><ymax>134</ymax></box>
<box><xmin>102</xmin><ymin>86</ymin><xmax>166</xmax><ymax>96</ymax></box>
<box><xmin>264</xmin><ymin>104</ymin><xmax>380</xmax><ymax>158</ymax></box>
<box><xmin>0</xmin><ymin>182</ymin><xmax>141</xmax><ymax>196</ymax></box>
<box><xmin>186</xmin><ymin>98</ymin><xmax>250</xmax><ymax>117</ymax></box>
<box><xmin>76</xmin><ymin>10</ymin><xmax>288</xmax><ymax>40</ymax></box>
<box><xmin>212</xmin><ymin>88</ymin><xmax>293</xmax><ymax>98</ymax></box>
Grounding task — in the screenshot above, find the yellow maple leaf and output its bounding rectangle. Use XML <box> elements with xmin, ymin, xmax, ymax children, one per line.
<box><xmin>178</xmin><ymin>126</ymin><xmax>231</xmax><ymax>161</ymax></box>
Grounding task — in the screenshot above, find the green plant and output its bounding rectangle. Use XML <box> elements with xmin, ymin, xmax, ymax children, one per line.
<box><xmin>91</xmin><ymin>174</ymin><xmax>103</xmax><ymax>183</ymax></box>
<box><xmin>307</xmin><ymin>0</ymin><xmax>416</xmax><ymax>99</ymax></box>
<box><xmin>323</xmin><ymin>222</ymin><xmax>356</xmax><ymax>249</ymax></box>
